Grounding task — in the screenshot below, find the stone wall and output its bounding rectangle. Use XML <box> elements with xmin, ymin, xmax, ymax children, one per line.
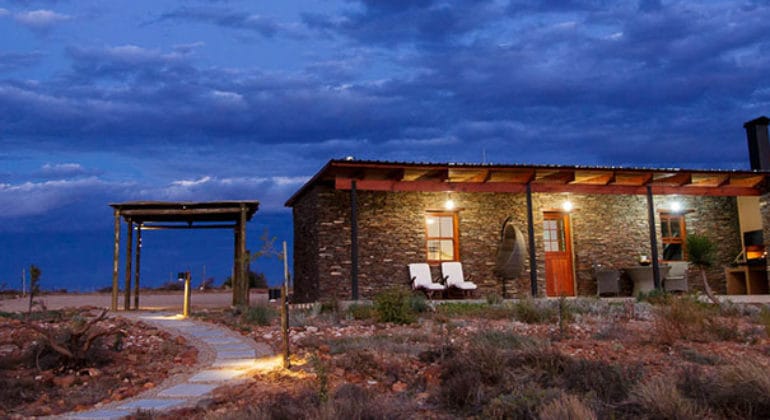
<box><xmin>291</xmin><ymin>185</ymin><xmax>742</xmax><ymax>301</ymax></box>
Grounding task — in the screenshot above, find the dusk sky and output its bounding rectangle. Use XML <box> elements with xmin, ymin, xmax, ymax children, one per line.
<box><xmin>1</xmin><ymin>0</ymin><xmax>769</xmax><ymax>291</ymax></box>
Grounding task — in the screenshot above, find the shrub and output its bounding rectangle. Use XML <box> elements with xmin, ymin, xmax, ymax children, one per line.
<box><xmin>486</xmin><ymin>292</ymin><xmax>504</xmax><ymax>305</ymax></box>
<box><xmin>481</xmin><ymin>385</ymin><xmax>560</xmax><ymax>419</ymax></box>
<box><xmin>435</xmin><ymin>302</ymin><xmax>515</xmax><ymax>319</ymax></box>
<box><xmin>652</xmin><ymin>295</ymin><xmax>717</xmax><ymax>343</ymax></box>
<box><xmin>408</xmin><ymin>293</ymin><xmax>431</xmax><ymax>313</ymax></box>
<box><xmin>538</xmin><ymin>393</ymin><xmax>597</xmax><ymax>420</ymax></box>
<box><xmin>242</xmin><ymin>303</ymin><xmax>277</xmax><ymax>326</ymax></box>
<box><xmin>678</xmin><ymin>359</ymin><xmax>770</xmax><ymax>418</ymax></box>
<box><xmin>373</xmin><ymin>288</ymin><xmax>415</xmax><ymax>324</ymax></box>
<box><xmin>320</xmin><ymin>298</ymin><xmax>340</xmax><ymax>314</ymax></box>
<box><xmin>631</xmin><ymin>376</ymin><xmax>709</xmax><ymax>419</ymax></box>
<box><xmin>346</xmin><ymin>303</ymin><xmax>376</xmax><ymax>320</ymax></box>
<box><xmin>636</xmin><ymin>288</ymin><xmax>671</xmax><ymax>305</ymax></box>
<box><xmin>560</xmin><ymin>359</ymin><xmax>642</xmax><ymax>403</ymax></box>
<box><xmin>513</xmin><ymin>298</ymin><xmax>554</xmax><ymax>324</ymax></box>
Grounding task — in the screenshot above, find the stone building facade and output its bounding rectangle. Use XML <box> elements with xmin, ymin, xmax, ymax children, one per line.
<box><xmin>290</xmin><ymin>179</ymin><xmax>747</xmax><ymax>302</ymax></box>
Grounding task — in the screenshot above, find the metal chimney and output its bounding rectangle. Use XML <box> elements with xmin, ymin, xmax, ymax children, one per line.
<box><xmin>745</xmin><ymin>116</ymin><xmax>770</xmax><ymax>170</ymax></box>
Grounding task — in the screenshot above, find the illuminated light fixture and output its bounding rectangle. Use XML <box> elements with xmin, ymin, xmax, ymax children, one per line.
<box><xmin>444</xmin><ymin>198</ymin><xmax>456</xmax><ymax>211</ymax></box>
<box><xmin>670</xmin><ymin>201</ymin><xmax>682</xmax><ymax>213</ymax></box>
<box><xmin>562</xmin><ymin>200</ymin><xmax>573</xmax><ymax>212</ymax></box>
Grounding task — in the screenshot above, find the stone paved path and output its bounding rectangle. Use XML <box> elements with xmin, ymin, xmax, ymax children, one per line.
<box><xmin>59</xmin><ymin>312</ymin><xmax>275</xmax><ymax>419</ymax></box>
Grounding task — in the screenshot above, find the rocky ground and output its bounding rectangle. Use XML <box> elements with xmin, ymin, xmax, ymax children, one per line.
<box><xmin>0</xmin><ymin>307</ymin><xmax>197</xmax><ymax>418</ymax></box>
<box><xmin>161</xmin><ymin>296</ymin><xmax>770</xmax><ymax>419</ymax></box>
<box><xmin>2</xmin><ymin>295</ymin><xmax>770</xmax><ymax>419</ymax></box>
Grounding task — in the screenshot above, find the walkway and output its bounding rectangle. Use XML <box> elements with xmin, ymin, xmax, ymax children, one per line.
<box><xmin>61</xmin><ymin>312</ymin><xmax>276</xmax><ymax>419</ymax></box>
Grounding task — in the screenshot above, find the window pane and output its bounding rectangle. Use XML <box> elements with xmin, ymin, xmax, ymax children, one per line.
<box><xmin>543</xmin><ymin>230</ymin><xmax>551</xmax><ymax>241</ymax></box>
<box><xmin>670</xmin><ymin>219</ymin><xmax>681</xmax><ymax>237</ymax></box>
<box><xmin>427</xmin><ymin>240</ymin><xmax>441</xmax><ymax>260</ymax></box>
<box><xmin>661</xmin><ymin>221</ymin><xmax>670</xmax><ymax>238</ymax></box>
<box><xmin>440</xmin><ymin>240</ymin><xmax>454</xmax><ymax>260</ymax></box>
<box><xmin>663</xmin><ymin>243</ymin><xmax>683</xmax><ymax>260</ymax></box>
<box><xmin>440</xmin><ymin>217</ymin><xmax>454</xmax><ymax>238</ymax></box>
<box><xmin>426</xmin><ymin>216</ymin><xmax>439</xmax><ymax>237</ymax></box>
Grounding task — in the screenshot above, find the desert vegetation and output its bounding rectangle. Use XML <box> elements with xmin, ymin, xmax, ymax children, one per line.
<box><xmin>166</xmin><ymin>290</ymin><xmax>770</xmax><ymax>419</ymax></box>
<box><xmin>0</xmin><ymin>308</ymin><xmax>196</xmax><ymax>417</ymax></box>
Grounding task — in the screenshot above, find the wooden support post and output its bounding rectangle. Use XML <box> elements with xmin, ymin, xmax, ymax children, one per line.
<box><xmin>124</xmin><ymin>218</ymin><xmax>133</xmax><ymax>311</ymax></box>
<box><xmin>134</xmin><ymin>224</ymin><xmax>142</xmax><ymax>310</ymax></box>
<box><xmin>646</xmin><ymin>186</ymin><xmax>662</xmax><ymax>290</ymax></box>
<box><xmin>350</xmin><ymin>180</ymin><xmax>359</xmax><ymax>301</ymax></box>
<box><xmin>240</xmin><ymin>205</ymin><xmax>249</xmax><ymax>306</ymax></box>
<box><xmin>112</xmin><ymin>210</ymin><xmax>120</xmax><ymax>311</ymax></box>
<box><xmin>282</xmin><ymin>241</ymin><xmax>290</xmax><ymax>368</ymax></box>
<box><xmin>526</xmin><ymin>183</ymin><xmax>538</xmax><ymax>297</ymax></box>
<box><xmin>233</xmin><ymin>224</ymin><xmax>241</xmax><ymax>306</ymax></box>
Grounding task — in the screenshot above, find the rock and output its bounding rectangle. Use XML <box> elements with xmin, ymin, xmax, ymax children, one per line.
<box><xmin>175</xmin><ymin>335</ymin><xmax>187</xmax><ymax>345</ymax></box>
<box><xmin>391</xmin><ymin>381</ymin><xmax>408</xmax><ymax>393</ymax></box>
<box><xmin>53</xmin><ymin>375</ymin><xmax>77</xmax><ymax>388</ymax></box>
<box><xmin>318</xmin><ymin>344</ymin><xmax>331</xmax><ymax>354</ymax></box>
<box><xmin>143</xmin><ymin>382</ymin><xmax>155</xmax><ymax>389</ymax></box>
<box><xmin>306</xmin><ymin>326</ymin><xmax>319</xmax><ymax>333</ymax></box>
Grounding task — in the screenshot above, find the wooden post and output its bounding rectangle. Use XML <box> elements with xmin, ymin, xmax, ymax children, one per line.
<box><xmin>526</xmin><ymin>183</ymin><xmax>538</xmax><ymax>297</ymax></box>
<box><xmin>183</xmin><ymin>271</ymin><xmax>191</xmax><ymax>318</ymax></box>
<box><xmin>646</xmin><ymin>186</ymin><xmax>662</xmax><ymax>290</ymax></box>
<box><xmin>350</xmin><ymin>180</ymin><xmax>359</xmax><ymax>301</ymax></box>
<box><xmin>134</xmin><ymin>224</ymin><xmax>142</xmax><ymax>310</ymax></box>
<box><xmin>112</xmin><ymin>210</ymin><xmax>120</xmax><ymax>311</ymax></box>
<box><xmin>124</xmin><ymin>218</ymin><xmax>133</xmax><ymax>311</ymax></box>
<box><xmin>240</xmin><ymin>205</ymin><xmax>249</xmax><ymax>306</ymax></box>
<box><xmin>282</xmin><ymin>241</ymin><xmax>290</xmax><ymax>368</ymax></box>
<box><xmin>233</xmin><ymin>224</ymin><xmax>241</xmax><ymax>306</ymax></box>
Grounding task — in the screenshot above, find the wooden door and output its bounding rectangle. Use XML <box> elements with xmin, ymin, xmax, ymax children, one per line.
<box><xmin>544</xmin><ymin>212</ymin><xmax>575</xmax><ymax>296</ymax></box>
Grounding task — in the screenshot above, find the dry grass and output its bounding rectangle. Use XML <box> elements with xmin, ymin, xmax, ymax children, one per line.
<box><xmin>631</xmin><ymin>375</ymin><xmax>710</xmax><ymax>419</ymax></box>
<box><xmin>538</xmin><ymin>393</ymin><xmax>597</xmax><ymax>420</ymax></box>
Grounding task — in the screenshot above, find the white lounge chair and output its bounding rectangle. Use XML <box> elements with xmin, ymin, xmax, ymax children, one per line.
<box><xmin>664</xmin><ymin>261</ymin><xmax>689</xmax><ymax>293</ymax></box>
<box><xmin>441</xmin><ymin>262</ymin><xmax>477</xmax><ymax>297</ymax></box>
<box><xmin>408</xmin><ymin>263</ymin><xmax>445</xmax><ymax>299</ymax></box>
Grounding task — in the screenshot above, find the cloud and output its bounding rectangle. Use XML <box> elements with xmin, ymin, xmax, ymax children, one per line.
<box><xmin>36</xmin><ymin>163</ymin><xmax>101</xmax><ymax>179</ymax></box>
<box><xmin>0</xmin><ymin>51</ymin><xmax>43</xmax><ymax>73</ymax></box>
<box><xmin>0</xmin><ymin>177</ymin><xmax>121</xmax><ymax>218</ymax></box>
<box><xmin>14</xmin><ymin>9</ymin><xmax>71</xmax><ymax>29</ymax></box>
<box><xmin>154</xmin><ymin>7</ymin><xmax>289</xmax><ymax>38</ymax></box>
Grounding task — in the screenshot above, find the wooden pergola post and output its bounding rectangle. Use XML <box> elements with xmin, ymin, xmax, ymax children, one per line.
<box><xmin>239</xmin><ymin>204</ymin><xmax>249</xmax><ymax>306</ymax></box>
<box><xmin>111</xmin><ymin>209</ymin><xmax>120</xmax><ymax>311</ymax></box>
<box><xmin>134</xmin><ymin>224</ymin><xmax>142</xmax><ymax>310</ymax></box>
<box><xmin>124</xmin><ymin>218</ymin><xmax>133</xmax><ymax>311</ymax></box>
<box><xmin>233</xmin><ymin>224</ymin><xmax>241</xmax><ymax>306</ymax></box>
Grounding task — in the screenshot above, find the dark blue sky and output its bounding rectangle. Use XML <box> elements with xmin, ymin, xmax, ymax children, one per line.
<box><xmin>1</xmin><ymin>0</ymin><xmax>769</xmax><ymax>291</ymax></box>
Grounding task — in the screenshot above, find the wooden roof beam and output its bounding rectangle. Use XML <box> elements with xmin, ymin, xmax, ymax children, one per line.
<box><xmin>535</xmin><ymin>170</ymin><xmax>575</xmax><ymax>184</ymax></box>
<box><xmin>651</xmin><ymin>172</ymin><xmax>692</xmax><ymax>186</ymax></box>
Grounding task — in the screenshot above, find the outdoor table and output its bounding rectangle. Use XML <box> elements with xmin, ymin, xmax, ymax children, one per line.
<box><xmin>625</xmin><ymin>265</ymin><xmax>670</xmax><ymax>296</ymax></box>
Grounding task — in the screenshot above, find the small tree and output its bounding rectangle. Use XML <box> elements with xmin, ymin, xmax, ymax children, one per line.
<box><xmin>28</xmin><ymin>264</ymin><xmax>41</xmax><ymax>315</ymax></box>
<box><xmin>686</xmin><ymin>234</ymin><xmax>720</xmax><ymax>305</ymax></box>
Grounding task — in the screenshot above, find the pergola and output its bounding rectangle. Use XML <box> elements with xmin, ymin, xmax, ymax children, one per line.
<box><xmin>109</xmin><ymin>201</ymin><xmax>260</xmax><ymax>311</ymax></box>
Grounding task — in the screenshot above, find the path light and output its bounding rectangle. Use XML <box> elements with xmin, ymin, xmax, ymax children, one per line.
<box><xmin>562</xmin><ymin>200</ymin><xmax>573</xmax><ymax>212</ymax></box>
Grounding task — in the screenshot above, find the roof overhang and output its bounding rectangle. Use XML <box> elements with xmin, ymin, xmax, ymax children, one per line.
<box><xmin>285</xmin><ymin>160</ymin><xmax>768</xmax><ymax>206</ymax></box>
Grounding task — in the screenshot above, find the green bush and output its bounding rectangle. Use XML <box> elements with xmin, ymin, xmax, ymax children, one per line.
<box><xmin>408</xmin><ymin>293</ymin><xmax>431</xmax><ymax>313</ymax></box>
<box><xmin>485</xmin><ymin>292</ymin><xmax>504</xmax><ymax>305</ymax></box>
<box><xmin>242</xmin><ymin>303</ymin><xmax>276</xmax><ymax>326</ymax></box>
<box><xmin>435</xmin><ymin>302</ymin><xmax>516</xmax><ymax>319</ymax></box>
<box><xmin>373</xmin><ymin>288</ymin><xmax>416</xmax><ymax>324</ymax></box>
<box><xmin>513</xmin><ymin>298</ymin><xmax>554</xmax><ymax>324</ymax></box>
<box><xmin>346</xmin><ymin>303</ymin><xmax>376</xmax><ymax>320</ymax></box>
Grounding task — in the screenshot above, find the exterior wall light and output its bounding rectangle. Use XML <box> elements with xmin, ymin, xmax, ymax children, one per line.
<box><xmin>444</xmin><ymin>198</ymin><xmax>456</xmax><ymax>211</ymax></box>
<box><xmin>562</xmin><ymin>200</ymin><xmax>573</xmax><ymax>212</ymax></box>
<box><xmin>670</xmin><ymin>201</ymin><xmax>682</xmax><ymax>213</ymax></box>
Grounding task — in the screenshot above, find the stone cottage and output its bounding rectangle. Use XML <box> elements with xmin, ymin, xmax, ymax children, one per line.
<box><xmin>285</xmin><ymin>117</ymin><xmax>770</xmax><ymax>303</ymax></box>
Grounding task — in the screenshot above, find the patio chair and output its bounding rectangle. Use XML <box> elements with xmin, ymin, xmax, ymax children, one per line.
<box><xmin>595</xmin><ymin>268</ymin><xmax>620</xmax><ymax>296</ymax></box>
<box><xmin>440</xmin><ymin>262</ymin><xmax>478</xmax><ymax>297</ymax></box>
<box><xmin>664</xmin><ymin>261</ymin><xmax>689</xmax><ymax>293</ymax></box>
<box><xmin>408</xmin><ymin>263</ymin><xmax>445</xmax><ymax>299</ymax></box>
